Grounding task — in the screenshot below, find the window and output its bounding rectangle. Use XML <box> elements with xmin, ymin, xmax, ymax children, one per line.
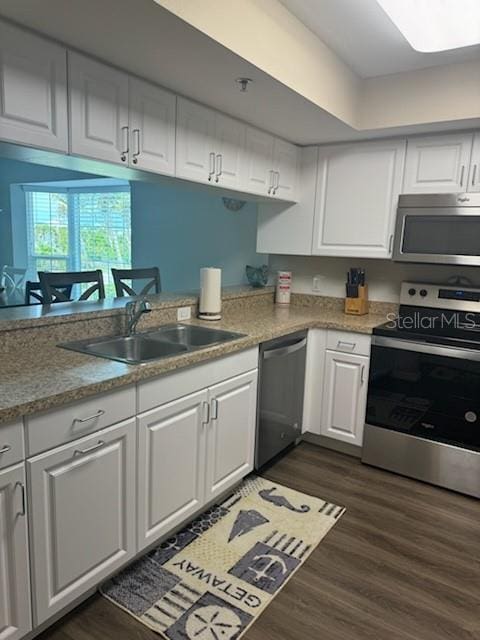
<box><xmin>24</xmin><ymin>181</ymin><xmax>131</xmax><ymax>296</ymax></box>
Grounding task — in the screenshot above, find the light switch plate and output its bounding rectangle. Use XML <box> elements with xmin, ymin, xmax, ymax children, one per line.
<box><xmin>312</xmin><ymin>275</ymin><xmax>325</xmax><ymax>292</ymax></box>
<box><xmin>177</xmin><ymin>306</ymin><xmax>192</xmax><ymax>321</ymax></box>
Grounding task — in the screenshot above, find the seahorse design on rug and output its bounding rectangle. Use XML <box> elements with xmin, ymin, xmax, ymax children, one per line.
<box><xmin>258</xmin><ymin>487</ymin><xmax>311</xmax><ymax>513</ymax></box>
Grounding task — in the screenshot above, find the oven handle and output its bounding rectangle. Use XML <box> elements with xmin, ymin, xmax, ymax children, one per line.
<box><xmin>372</xmin><ymin>335</ymin><xmax>480</xmax><ymax>362</ymax></box>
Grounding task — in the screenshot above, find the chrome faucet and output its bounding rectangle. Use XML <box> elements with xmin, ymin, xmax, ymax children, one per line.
<box><xmin>125</xmin><ymin>298</ymin><xmax>152</xmax><ymax>336</ymax></box>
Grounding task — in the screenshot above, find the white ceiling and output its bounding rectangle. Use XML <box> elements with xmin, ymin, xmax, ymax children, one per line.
<box><xmin>280</xmin><ymin>0</ymin><xmax>480</xmax><ymax>77</ymax></box>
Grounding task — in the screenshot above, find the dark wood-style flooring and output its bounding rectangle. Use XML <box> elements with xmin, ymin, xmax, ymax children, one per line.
<box><xmin>38</xmin><ymin>443</ymin><xmax>480</xmax><ymax>640</ymax></box>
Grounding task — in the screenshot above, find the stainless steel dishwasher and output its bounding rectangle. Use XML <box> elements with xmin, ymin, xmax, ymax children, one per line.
<box><xmin>255</xmin><ymin>331</ymin><xmax>307</xmax><ymax>469</ymax></box>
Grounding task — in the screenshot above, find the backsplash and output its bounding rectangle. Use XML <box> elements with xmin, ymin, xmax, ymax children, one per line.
<box><xmin>269</xmin><ymin>255</ymin><xmax>480</xmax><ymax>303</ymax></box>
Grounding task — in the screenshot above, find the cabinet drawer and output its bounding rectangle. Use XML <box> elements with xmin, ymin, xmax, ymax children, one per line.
<box><xmin>0</xmin><ymin>419</ymin><xmax>24</xmax><ymax>470</ymax></box>
<box><xmin>138</xmin><ymin>347</ymin><xmax>258</xmax><ymax>413</ymax></box>
<box><xmin>326</xmin><ymin>330</ymin><xmax>371</xmax><ymax>356</ymax></box>
<box><xmin>25</xmin><ymin>385</ymin><xmax>136</xmax><ymax>456</ymax></box>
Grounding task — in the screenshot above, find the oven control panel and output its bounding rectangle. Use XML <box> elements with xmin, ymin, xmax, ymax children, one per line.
<box><xmin>400</xmin><ymin>282</ymin><xmax>480</xmax><ymax>311</ymax></box>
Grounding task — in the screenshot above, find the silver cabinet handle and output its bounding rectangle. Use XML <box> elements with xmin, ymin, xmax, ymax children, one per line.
<box><xmin>389</xmin><ymin>234</ymin><xmax>394</xmax><ymax>253</ymax></box>
<box><xmin>15</xmin><ymin>482</ymin><xmax>26</xmax><ymax>516</ymax></box>
<box><xmin>460</xmin><ymin>164</ymin><xmax>465</xmax><ymax>188</ymax></box>
<box><xmin>273</xmin><ymin>171</ymin><xmax>280</xmax><ymax>194</ymax></box>
<box><xmin>208</xmin><ymin>152</ymin><xmax>215</xmax><ymax>181</ymax></box>
<box><xmin>215</xmin><ymin>153</ymin><xmax>222</xmax><ymax>182</ymax></box>
<box><xmin>337</xmin><ymin>340</ymin><xmax>356</xmax><ymax>351</ymax></box>
<box><xmin>202</xmin><ymin>401</ymin><xmax>210</xmax><ymax>426</ymax></box>
<box><xmin>0</xmin><ymin>444</ymin><xmax>11</xmax><ymax>454</ymax></box>
<box><xmin>472</xmin><ymin>164</ymin><xmax>478</xmax><ymax>187</ymax></box>
<box><xmin>361</xmin><ymin>364</ymin><xmax>366</xmax><ymax>385</ymax></box>
<box><xmin>132</xmin><ymin>128</ymin><xmax>140</xmax><ymax>164</ymax></box>
<box><xmin>75</xmin><ymin>440</ymin><xmax>105</xmax><ymax>456</ymax></box>
<box><xmin>267</xmin><ymin>170</ymin><xmax>274</xmax><ymax>194</ymax></box>
<box><xmin>210</xmin><ymin>398</ymin><xmax>219</xmax><ymax>420</ymax></box>
<box><xmin>120</xmin><ymin>126</ymin><xmax>129</xmax><ymax>162</ymax></box>
<box><xmin>73</xmin><ymin>409</ymin><xmax>105</xmax><ymax>424</ymax></box>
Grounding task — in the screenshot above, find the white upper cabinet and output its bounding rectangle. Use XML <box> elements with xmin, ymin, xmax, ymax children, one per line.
<box><xmin>212</xmin><ymin>112</ymin><xmax>245</xmax><ymax>189</ymax></box>
<box><xmin>28</xmin><ymin>419</ymin><xmax>136</xmax><ymax>624</ymax></box>
<box><xmin>313</xmin><ymin>139</ymin><xmax>406</xmax><ymax>258</ymax></box>
<box><xmin>243</xmin><ymin>127</ymin><xmax>275</xmax><ymax>195</ymax></box>
<box><xmin>137</xmin><ymin>390</ymin><xmax>207</xmax><ymax>550</ymax></box>
<box><xmin>272</xmin><ymin>137</ymin><xmax>299</xmax><ymax>200</ymax></box>
<box><xmin>129</xmin><ymin>78</ymin><xmax>176</xmax><ymax>175</ymax></box>
<box><xmin>403</xmin><ymin>133</ymin><xmax>473</xmax><ymax>193</ymax></box>
<box><xmin>69</xmin><ymin>52</ymin><xmax>129</xmax><ymax>165</ymax></box>
<box><xmin>0</xmin><ymin>464</ymin><xmax>32</xmax><ymax>640</ymax></box>
<box><xmin>205</xmin><ymin>370</ymin><xmax>257</xmax><ymax>502</ymax></box>
<box><xmin>69</xmin><ymin>53</ymin><xmax>177</xmax><ymax>175</ymax></box>
<box><xmin>176</xmin><ymin>97</ymin><xmax>216</xmax><ymax>183</ymax></box>
<box><xmin>0</xmin><ymin>21</ymin><xmax>68</xmax><ymax>152</ymax></box>
<box><xmin>243</xmin><ymin>127</ymin><xmax>299</xmax><ymax>200</ymax></box>
<box><xmin>468</xmin><ymin>132</ymin><xmax>480</xmax><ymax>193</ymax></box>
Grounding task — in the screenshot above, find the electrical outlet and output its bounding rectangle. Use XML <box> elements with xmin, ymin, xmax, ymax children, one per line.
<box><xmin>177</xmin><ymin>306</ymin><xmax>191</xmax><ymax>321</ymax></box>
<box><xmin>312</xmin><ymin>275</ymin><xmax>325</xmax><ymax>292</ymax></box>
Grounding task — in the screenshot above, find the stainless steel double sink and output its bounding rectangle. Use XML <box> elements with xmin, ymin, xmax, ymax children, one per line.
<box><xmin>60</xmin><ymin>324</ymin><xmax>245</xmax><ymax>365</ymax></box>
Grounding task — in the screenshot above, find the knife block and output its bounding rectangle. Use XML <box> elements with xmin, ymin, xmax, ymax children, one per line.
<box><xmin>345</xmin><ymin>285</ymin><xmax>369</xmax><ymax>315</ymax></box>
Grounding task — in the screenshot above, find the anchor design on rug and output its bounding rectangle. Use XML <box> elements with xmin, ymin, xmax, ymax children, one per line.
<box><xmin>258</xmin><ymin>487</ymin><xmax>310</xmax><ymax>513</ymax></box>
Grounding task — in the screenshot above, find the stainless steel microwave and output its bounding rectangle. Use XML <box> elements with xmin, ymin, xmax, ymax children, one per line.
<box><xmin>393</xmin><ymin>193</ymin><xmax>480</xmax><ymax>266</ymax></box>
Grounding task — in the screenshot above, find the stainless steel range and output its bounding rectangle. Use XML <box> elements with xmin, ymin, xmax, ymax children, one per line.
<box><xmin>362</xmin><ymin>281</ymin><xmax>480</xmax><ymax>498</ymax></box>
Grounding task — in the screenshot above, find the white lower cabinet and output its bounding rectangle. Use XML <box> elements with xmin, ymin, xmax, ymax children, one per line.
<box><xmin>137</xmin><ymin>390</ymin><xmax>208</xmax><ymax>549</ymax></box>
<box><xmin>321</xmin><ymin>350</ymin><xmax>369</xmax><ymax>446</ymax></box>
<box><xmin>205</xmin><ymin>370</ymin><xmax>258</xmax><ymax>502</ymax></box>
<box><xmin>137</xmin><ymin>369</ymin><xmax>258</xmax><ymax>550</ymax></box>
<box><xmin>0</xmin><ymin>464</ymin><xmax>31</xmax><ymax>640</ymax></box>
<box><xmin>27</xmin><ymin>419</ymin><xmax>136</xmax><ymax>625</ymax></box>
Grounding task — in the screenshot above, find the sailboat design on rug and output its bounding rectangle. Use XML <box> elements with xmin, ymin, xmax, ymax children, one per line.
<box><xmin>228</xmin><ymin>510</ymin><xmax>269</xmax><ymax>543</ymax></box>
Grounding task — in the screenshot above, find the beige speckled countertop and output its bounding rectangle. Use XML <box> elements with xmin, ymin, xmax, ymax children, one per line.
<box><xmin>0</xmin><ymin>303</ymin><xmax>389</xmax><ymax>424</ymax></box>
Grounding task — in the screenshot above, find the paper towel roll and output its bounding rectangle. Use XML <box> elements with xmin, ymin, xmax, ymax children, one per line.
<box><xmin>199</xmin><ymin>267</ymin><xmax>222</xmax><ymax>320</ymax></box>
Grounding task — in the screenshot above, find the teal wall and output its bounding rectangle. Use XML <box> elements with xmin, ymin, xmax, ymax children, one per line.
<box><xmin>0</xmin><ymin>156</ymin><xmax>266</xmax><ymax>293</ymax></box>
<box><xmin>131</xmin><ymin>182</ymin><xmax>265</xmax><ymax>291</ymax></box>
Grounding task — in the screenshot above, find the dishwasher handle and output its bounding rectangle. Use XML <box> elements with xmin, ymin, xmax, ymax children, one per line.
<box><xmin>263</xmin><ymin>337</ymin><xmax>307</xmax><ymax>360</ymax></box>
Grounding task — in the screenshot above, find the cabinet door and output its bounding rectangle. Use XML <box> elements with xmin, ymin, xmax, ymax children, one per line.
<box><xmin>213</xmin><ymin>113</ymin><xmax>245</xmax><ymax>189</ymax></box>
<box><xmin>0</xmin><ymin>464</ymin><xmax>32</xmax><ymax>640</ymax></box>
<box><xmin>0</xmin><ymin>21</ymin><xmax>67</xmax><ymax>152</ymax></box>
<box><xmin>205</xmin><ymin>370</ymin><xmax>258</xmax><ymax>502</ymax></box>
<box><xmin>129</xmin><ymin>78</ymin><xmax>176</xmax><ymax>175</ymax></box>
<box><xmin>176</xmin><ymin>97</ymin><xmax>216</xmax><ymax>184</ymax></box>
<box><xmin>68</xmin><ymin>52</ymin><xmax>129</xmax><ymax>164</ymax></box>
<box><xmin>403</xmin><ymin>133</ymin><xmax>473</xmax><ymax>193</ymax></box>
<box><xmin>137</xmin><ymin>390</ymin><xmax>207</xmax><ymax>550</ymax></box>
<box><xmin>468</xmin><ymin>133</ymin><xmax>480</xmax><ymax>193</ymax></box>
<box><xmin>313</xmin><ymin>139</ymin><xmax>406</xmax><ymax>258</ymax></box>
<box><xmin>243</xmin><ymin>127</ymin><xmax>274</xmax><ymax>195</ymax></box>
<box><xmin>272</xmin><ymin>138</ymin><xmax>299</xmax><ymax>201</ymax></box>
<box><xmin>28</xmin><ymin>419</ymin><xmax>136</xmax><ymax>624</ymax></box>
<box><xmin>321</xmin><ymin>351</ymin><xmax>368</xmax><ymax>446</ymax></box>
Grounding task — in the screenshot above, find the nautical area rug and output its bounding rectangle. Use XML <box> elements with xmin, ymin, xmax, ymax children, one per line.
<box><xmin>101</xmin><ymin>476</ymin><xmax>345</xmax><ymax>640</ymax></box>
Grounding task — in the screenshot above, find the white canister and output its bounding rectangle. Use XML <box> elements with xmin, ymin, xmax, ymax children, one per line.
<box><xmin>276</xmin><ymin>271</ymin><xmax>292</xmax><ymax>305</ymax></box>
<box><xmin>199</xmin><ymin>267</ymin><xmax>222</xmax><ymax>320</ymax></box>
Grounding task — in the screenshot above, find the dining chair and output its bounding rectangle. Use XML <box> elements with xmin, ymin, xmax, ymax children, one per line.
<box><xmin>111</xmin><ymin>267</ymin><xmax>161</xmax><ymax>297</ymax></box>
<box><xmin>38</xmin><ymin>270</ymin><xmax>105</xmax><ymax>304</ymax></box>
<box><xmin>25</xmin><ymin>281</ymin><xmax>74</xmax><ymax>305</ymax></box>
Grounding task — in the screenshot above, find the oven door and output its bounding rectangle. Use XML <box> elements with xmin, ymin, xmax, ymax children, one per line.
<box><xmin>393</xmin><ymin>207</ymin><xmax>480</xmax><ymax>266</ymax></box>
<box><xmin>366</xmin><ymin>336</ymin><xmax>480</xmax><ymax>452</ymax></box>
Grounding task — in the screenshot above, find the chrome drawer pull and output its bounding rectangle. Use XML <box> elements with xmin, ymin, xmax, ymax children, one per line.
<box><xmin>75</xmin><ymin>440</ymin><xmax>105</xmax><ymax>456</ymax></box>
<box><xmin>73</xmin><ymin>409</ymin><xmax>105</xmax><ymax>424</ymax></box>
<box><xmin>0</xmin><ymin>444</ymin><xmax>12</xmax><ymax>454</ymax></box>
<box><xmin>15</xmin><ymin>482</ymin><xmax>26</xmax><ymax>516</ymax></box>
<box><xmin>337</xmin><ymin>341</ymin><xmax>356</xmax><ymax>351</ymax></box>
